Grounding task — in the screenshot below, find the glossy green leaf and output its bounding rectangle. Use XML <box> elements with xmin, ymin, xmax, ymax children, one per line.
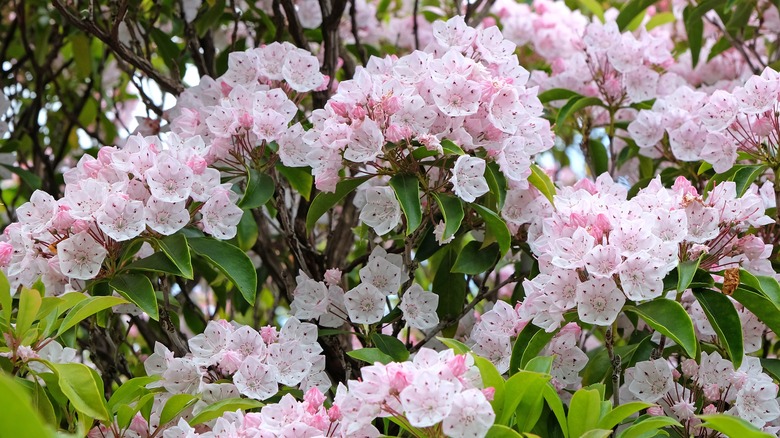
<box><xmin>433</xmin><ymin>247</ymin><xmax>468</xmax><ymax>324</ymax></box>
<box><xmin>441</xmin><ymin>139</ymin><xmax>465</xmax><ymax>155</ymax></box>
<box><xmin>306</xmin><ymin>176</ymin><xmax>372</xmax><ymax>232</ymax></box>
<box><xmin>433</xmin><ymin>193</ymin><xmax>464</xmax><ymax>242</ymax></box>
<box><xmin>45</xmin><ymin>361</ymin><xmax>110</xmax><ymax>421</ymax></box>
<box><xmin>646</xmin><ymin>11</ymin><xmax>676</xmax><ymax>29</ymax></box>
<box><xmin>698</xmin><ymin>414</ymin><xmax>773</xmax><ymax>438</ymax></box>
<box><xmin>108</xmin><ymin>376</ymin><xmax>159</xmax><ymax>412</ymax></box>
<box><xmin>239</xmin><ymin>168</ymin><xmax>275</xmax><ymax>210</ymax></box>
<box><xmin>189</xmin><ymin>398</ymin><xmax>264</xmax><ymax>425</ymax></box>
<box><xmin>0</xmin><ymin>270</ymin><xmax>10</xmax><ymax>322</ymax></box>
<box><xmin>624</xmin><ymin>299</ymin><xmax>697</xmax><ymax>357</ymax></box>
<box><xmin>618</xmin><ymin>416</ymin><xmax>681</xmax><ymax>438</ymax></box>
<box><xmin>677</xmin><ymin>258</ymin><xmax>701</xmax><ymax>293</ymax></box>
<box><xmin>528</xmin><ymin>164</ymin><xmax>556</xmax><ymax>207</ymax></box>
<box><xmin>188</xmin><ymin>237</ymin><xmax>258</xmax><ymax>305</ymax></box>
<box><xmin>597</xmin><ymin>401</ymin><xmax>652</xmax><ymax>430</ymax></box>
<box><xmin>693</xmin><ymin>289</ymin><xmax>743</xmax><ymax>367</ymax></box>
<box><xmin>472</xmin><ymin>354</ymin><xmax>506</xmax><ymax>420</ymax></box>
<box><xmin>733</xmin><ymin>164</ymin><xmax>768</xmax><ymax>197</ymax></box>
<box><xmin>57</xmin><ymin>296</ymin><xmax>129</xmax><ymax>336</ymax></box>
<box><xmin>160</xmin><ymin>394</ymin><xmax>200</xmax><ymax>425</ymax></box>
<box><xmin>567</xmin><ymin>388</ymin><xmax>602</xmax><ymax>438</ymax></box>
<box><xmin>452</xmin><ymin>241</ymin><xmax>499</xmax><ymax>275</ymax></box>
<box><xmin>158</xmin><ymin>234</ymin><xmax>194</xmax><ymax>280</ymax></box>
<box><xmin>16</xmin><ymin>287</ymin><xmax>42</xmax><ymax>338</ymax></box>
<box><xmin>543</xmin><ymin>384</ymin><xmax>569</xmax><ymax>438</ymax></box>
<box><xmin>371</xmin><ymin>333</ymin><xmax>409</xmax><ymax>362</ymax></box>
<box><xmin>556</xmin><ymin>96</ymin><xmax>604</xmax><ymax>132</ymax></box>
<box><xmin>510</xmin><ymin>323</ymin><xmax>558</xmax><ymax>375</ymax></box>
<box><xmin>538</xmin><ymin>88</ymin><xmax>582</xmax><ymax>104</ymax></box>
<box><xmin>389</xmin><ymin>174</ymin><xmax>423</xmax><ymax>235</ymax></box>
<box><xmin>499</xmin><ymin>371</ymin><xmax>551</xmax><ymax>425</ymax></box>
<box><xmin>732</xmin><ymin>288</ymin><xmax>780</xmax><ymax>336</ymax></box>
<box><xmin>580</xmin><ymin>431</ymin><xmax>612</xmax><ymax>438</ymax></box>
<box><xmin>0</xmin><ymin>164</ymin><xmax>42</xmax><ymax>191</ymax></box>
<box><xmin>472</xmin><ymin>204</ymin><xmax>511</xmax><ymax>257</ymax></box>
<box><xmin>590</xmin><ymin>139</ymin><xmax>609</xmax><ymax>176</ymax></box>
<box><xmin>578</xmin><ymin>0</ymin><xmax>605</xmax><ymax>21</ymax></box>
<box><xmin>524</xmin><ymin>356</ymin><xmax>554</xmax><ymax>374</ymax></box>
<box><xmin>125</xmin><ymin>252</ymin><xmax>186</xmax><ymax>277</ymax></box>
<box><xmin>485</xmin><ymin>424</ymin><xmax>525</xmax><ymax>438</ymax></box>
<box><xmin>484</xmin><ymin>162</ymin><xmax>508</xmax><ymax>210</ymax></box>
<box><xmin>684</xmin><ymin>5</ymin><xmax>704</xmax><ymax>67</ymax></box>
<box><xmin>616</xmin><ymin>0</ymin><xmax>659</xmax><ymax>30</ymax></box>
<box><xmin>110</xmin><ymin>274</ymin><xmax>158</xmax><ymax>320</ymax></box>
<box><xmin>277</xmin><ymin>165</ymin><xmax>313</xmax><ymax>201</ymax></box>
<box><xmin>0</xmin><ymin>374</ymin><xmax>54</xmax><ymax>438</ymax></box>
<box><xmin>346</xmin><ymin>348</ymin><xmax>394</xmax><ymax>365</ymax></box>
<box><xmin>437</xmin><ymin>337</ymin><xmax>471</xmax><ymax>354</ymax></box>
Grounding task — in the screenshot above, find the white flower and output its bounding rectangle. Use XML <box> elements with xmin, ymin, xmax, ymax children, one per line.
<box><xmin>628</xmin><ymin>359</ymin><xmax>673</xmax><ymax>403</ymax></box>
<box><xmin>233</xmin><ymin>356</ymin><xmax>280</xmax><ymax>400</ymax></box>
<box><xmin>359</xmin><ymin>186</ymin><xmax>401</xmax><ymax>235</ymax></box>
<box><xmin>344</xmin><ymin>283</ymin><xmax>386</xmax><ymax>324</ymax></box>
<box><xmin>450</xmin><ymin>155</ymin><xmax>489</xmax><ymax>203</ymax></box>
<box><xmin>399</xmin><ymin>284</ymin><xmax>440</xmax><ymax>330</ymax></box>
<box><xmin>359</xmin><ymin>255</ymin><xmax>402</xmax><ymax>295</ymax></box>
<box><xmin>57</xmin><ymin>232</ymin><xmax>107</xmax><ymax>280</ymax></box>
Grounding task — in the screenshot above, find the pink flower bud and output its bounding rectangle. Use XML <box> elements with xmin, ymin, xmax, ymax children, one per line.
<box><xmin>330</xmin><ymin>102</ymin><xmax>349</xmax><ymax>118</ymax></box>
<box><xmin>446</xmin><ymin>354</ymin><xmax>467</xmax><ymax>377</ymax></box>
<box><xmin>220</xmin><ymin>81</ymin><xmax>233</xmax><ymax>97</ymax></box>
<box><xmin>672</xmin><ymin>369</ymin><xmax>681</xmax><ymax>380</ymax></box>
<box><xmin>218</xmin><ymin>350</ymin><xmax>243</xmax><ymax>375</ymax></box>
<box><xmin>186</xmin><ymin>156</ymin><xmax>208</xmax><ymax>175</ymax></box>
<box><xmin>238</xmin><ymin>112</ymin><xmax>254</xmax><ymax>130</ymax></box>
<box><xmin>482</xmin><ymin>387</ymin><xmax>496</xmax><ymax>401</ymax></box>
<box><xmin>328</xmin><ymin>404</ymin><xmax>342</xmax><ymax>421</ymax></box>
<box><xmin>681</xmin><ymin>359</ymin><xmax>699</xmax><ymax>378</ymax></box>
<box><xmin>702</xmin><ymin>403</ymin><xmax>718</xmax><ymax>415</ymax></box>
<box><xmin>350</xmin><ymin>105</ymin><xmax>367</xmax><ymax>120</ymax></box>
<box><xmin>260</xmin><ymin>326</ymin><xmax>279</xmax><ymax>344</ymax></box>
<box><xmin>0</xmin><ymin>242</ymin><xmax>13</xmax><ymax>267</ymax></box>
<box><xmin>324</xmin><ymin>268</ymin><xmax>342</xmax><ymax>286</ymax></box>
<box><xmin>16</xmin><ymin>345</ymin><xmax>39</xmax><ymax>362</ymax></box>
<box><xmin>647</xmin><ymin>405</ymin><xmax>665</xmax><ymax>416</ymax></box>
<box><xmin>71</xmin><ymin>220</ymin><xmax>91</xmax><ymax>234</ymax></box>
<box><xmin>304</xmin><ymin>387</ymin><xmax>326</xmax><ymax>411</ymax></box>
<box><xmin>703</xmin><ymin>383</ymin><xmax>721</xmax><ymax>401</ymax></box>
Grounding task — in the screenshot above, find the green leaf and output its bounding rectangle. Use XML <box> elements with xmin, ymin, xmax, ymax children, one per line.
<box><xmin>433</xmin><ymin>193</ymin><xmax>464</xmax><ymax>242</ymax></box>
<box><xmin>538</xmin><ymin>88</ymin><xmax>582</xmax><ymax>104</ymax></box>
<box><xmin>108</xmin><ymin>376</ymin><xmax>159</xmax><ymax>412</ymax></box>
<box><xmin>616</xmin><ymin>0</ymin><xmax>659</xmax><ymax>30</ymax></box>
<box><xmin>580</xmin><ymin>431</ymin><xmax>612</xmax><ymax>438</ymax></box>
<box><xmin>472</xmin><ymin>204</ymin><xmax>511</xmax><ymax>257</ymax></box>
<box><xmin>525</xmin><ymin>356</ymin><xmax>554</xmax><ymax>373</ymax></box>
<box><xmin>239</xmin><ymin>169</ymin><xmax>275</xmax><ymax>210</ymax></box>
<box><xmin>510</xmin><ymin>324</ymin><xmax>558</xmax><ymax>375</ymax></box>
<box><xmin>597</xmin><ymin>402</ymin><xmax>652</xmax><ymax>430</ymax></box>
<box><xmin>697</xmin><ymin>414</ymin><xmax>774</xmax><ymax>438</ymax></box>
<box><xmin>761</xmin><ymin>358</ymin><xmax>780</xmax><ymax>381</ymax></box>
<box><xmin>677</xmin><ymin>258</ymin><xmax>702</xmax><ymax>293</ymax></box>
<box><xmin>389</xmin><ymin>174</ymin><xmax>423</xmax><ymax>235</ymax></box>
<box><xmin>731</xmin><ymin>288</ymin><xmax>780</xmax><ymax>336</ymax></box>
<box><xmin>109</xmin><ymin>274</ymin><xmax>158</xmax><ymax>320</ymax></box>
<box><xmin>277</xmin><ymin>165</ymin><xmax>313</xmax><ymax>201</ymax></box>
<box><xmin>125</xmin><ymin>252</ymin><xmax>186</xmax><ymax>276</ymax></box>
<box><xmin>624</xmin><ymin>299</ymin><xmax>697</xmax><ymax>357</ymax></box>
<box><xmin>0</xmin><ymin>374</ymin><xmax>54</xmax><ymax>437</ymax></box>
<box><xmin>452</xmin><ymin>241</ymin><xmax>499</xmax><ymax>275</ymax></box>
<box><xmin>578</xmin><ymin>0</ymin><xmax>605</xmax><ymax>21</ymax></box>
<box><xmin>160</xmin><ymin>394</ymin><xmax>200</xmax><ymax>425</ymax></box>
<box><xmin>543</xmin><ymin>384</ymin><xmax>569</xmax><ymax>438</ymax></box>
<box><xmin>347</xmin><ymin>348</ymin><xmax>394</xmax><ymax>364</ymax></box>
<box><xmin>692</xmin><ymin>289</ymin><xmax>743</xmax><ymax>367</ymax></box>
<box><xmin>732</xmin><ymin>164</ymin><xmax>768</xmax><ymax>197</ymax></box>
<box><xmin>306</xmin><ymin>176</ymin><xmax>371</xmax><ymax>232</ymax></box>
<box><xmin>433</xmin><ymin>247</ymin><xmax>468</xmax><ymax>324</ymax></box>
<box><xmin>0</xmin><ymin>164</ymin><xmax>42</xmax><ymax>190</ymax></box>
<box><xmin>158</xmin><ymin>234</ymin><xmax>194</xmax><ymax>280</ymax></box>
<box><xmin>528</xmin><ymin>164</ymin><xmax>556</xmax><ymax>206</ymax></box>
<box><xmin>370</xmin><ymin>333</ymin><xmax>409</xmax><ymax>362</ymax></box>
<box><xmin>437</xmin><ymin>337</ymin><xmax>471</xmax><ymax>354</ymax></box>
<box><xmin>472</xmin><ymin>354</ymin><xmax>506</xmax><ymax>420</ymax></box>
<box><xmin>188</xmin><ymin>237</ymin><xmax>258</xmax><ymax>305</ymax></box>
<box><xmin>646</xmin><ymin>11</ymin><xmax>676</xmax><ymax>29</ymax></box>
<box><xmin>618</xmin><ymin>416</ymin><xmax>681</xmax><ymax>438</ymax></box>
<box><xmin>556</xmin><ymin>96</ymin><xmax>604</xmax><ymax>133</ymax></box>
<box><xmin>441</xmin><ymin>139</ymin><xmax>465</xmax><ymax>155</ymax></box>
<box><xmin>196</xmin><ymin>0</ymin><xmax>227</xmax><ymax>37</ymax></box>
<box><xmin>45</xmin><ymin>362</ymin><xmax>110</xmax><ymax>421</ymax></box>
<box><xmin>684</xmin><ymin>5</ymin><xmax>704</xmax><ymax>67</ymax></box>
<box><xmin>499</xmin><ymin>371</ymin><xmax>551</xmax><ymax>425</ymax></box>
<box><xmin>567</xmin><ymin>388</ymin><xmax>602</xmax><ymax>438</ymax></box>
<box><xmin>57</xmin><ymin>296</ymin><xmax>129</xmax><ymax>336</ymax></box>
<box><xmin>0</xmin><ymin>270</ymin><xmax>10</xmax><ymax>323</ymax></box>
<box><xmin>150</xmin><ymin>28</ymin><xmax>181</xmax><ymax>74</ymax></box>
<box><xmin>590</xmin><ymin>139</ymin><xmax>609</xmax><ymax>176</ymax></box>
<box><xmin>15</xmin><ymin>287</ymin><xmax>42</xmax><ymax>338</ymax></box>
<box><xmin>189</xmin><ymin>398</ymin><xmax>264</xmax><ymax>426</ymax></box>
<box><xmin>72</xmin><ymin>35</ymin><xmax>92</xmax><ymax>79</ymax></box>
<box><xmin>484</xmin><ymin>162</ymin><xmax>508</xmax><ymax>210</ymax></box>
<box><xmin>485</xmin><ymin>424</ymin><xmax>525</xmax><ymax>438</ymax></box>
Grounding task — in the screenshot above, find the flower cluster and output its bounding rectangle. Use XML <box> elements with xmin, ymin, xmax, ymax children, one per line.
<box><xmin>333</xmin><ymin>347</ymin><xmax>495</xmax><ymax>438</ymax></box>
<box><xmin>519</xmin><ymin>175</ymin><xmax>773</xmax><ymax>332</ymax></box>
<box><xmin>629</xmin><ymin>66</ymin><xmax>780</xmax><ymax>171</ymax></box>
<box><xmin>290</xmin><ymin>246</ymin><xmax>440</xmax><ymax>330</ymax></box>
<box><xmin>163</xmin><ymin>388</ymin><xmax>379</xmax><ymax>438</ymax></box>
<box><xmin>170</xmin><ymin>42</ymin><xmax>325</xmax><ymax>164</ymax></box>
<box><xmin>144</xmin><ymin>317</ymin><xmax>329</xmax><ymax>401</ymax></box>
<box><xmin>623</xmin><ymin>354</ymin><xmax>780</xmax><ymax>431</ymax></box>
<box><xmin>279</xmin><ymin>15</ymin><xmax>552</xmax><ymax>202</ymax></box>
<box><xmin>0</xmin><ymin>133</ymin><xmax>242</xmax><ymax>295</ymax></box>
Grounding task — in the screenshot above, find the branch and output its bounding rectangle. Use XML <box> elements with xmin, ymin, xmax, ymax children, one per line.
<box><xmin>51</xmin><ymin>0</ymin><xmax>185</xmax><ymax>95</ymax></box>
